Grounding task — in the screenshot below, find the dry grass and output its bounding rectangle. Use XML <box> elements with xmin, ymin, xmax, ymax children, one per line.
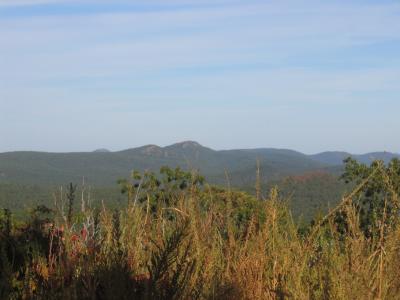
<box><xmin>1</xmin><ymin>171</ymin><xmax>400</xmax><ymax>299</ymax></box>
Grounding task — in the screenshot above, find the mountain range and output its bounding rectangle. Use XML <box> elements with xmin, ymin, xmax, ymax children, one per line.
<box><xmin>0</xmin><ymin>141</ymin><xmax>398</xmax><ymax>187</ymax></box>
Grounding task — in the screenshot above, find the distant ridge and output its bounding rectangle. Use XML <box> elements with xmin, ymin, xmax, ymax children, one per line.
<box><xmin>310</xmin><ymin>151</ymin><xmax>400</xmax><ymax>166</ymax></box>
<box><xmin>0</xmin><ymin>141</ymin><xmax>398</xmax><ymax>186</ymax></box>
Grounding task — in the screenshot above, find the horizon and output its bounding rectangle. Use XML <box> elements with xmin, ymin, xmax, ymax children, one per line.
<box><xmin>1</xmin><ymin>0</ymin><xmax>399</xmax><ymax>154</ymax></box>
<box><xmin>0</xmin><ymin>139</ymin><xmax>398</xmax><ymax>156</ymax></box>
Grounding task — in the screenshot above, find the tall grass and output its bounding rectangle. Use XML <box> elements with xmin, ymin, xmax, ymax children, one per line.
<box><xmin>1</xmin><ymin>167</ymin><xmax>400</xmax><ymax>299</ymax></box>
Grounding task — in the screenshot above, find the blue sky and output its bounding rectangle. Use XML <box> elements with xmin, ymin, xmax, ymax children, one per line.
<box><xmin>0</xmin><ymin>0</ymin><xmax>399</xmax><ymax>154</ymax></box>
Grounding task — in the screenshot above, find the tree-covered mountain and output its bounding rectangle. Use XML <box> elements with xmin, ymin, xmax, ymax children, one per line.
<box><xmin>0</xmin><ymin>141</ymin><xmax>324</xmax><ymax>186</ymax></box>
<box><xmin>2</xmin><ymin>141</ymin><xmax>397</xmax><ymax>219</ymax></box>
<box><xmin>0</xmin><ymin>141</ymin><xmax>398</xmax><ymax>187</ymax></box>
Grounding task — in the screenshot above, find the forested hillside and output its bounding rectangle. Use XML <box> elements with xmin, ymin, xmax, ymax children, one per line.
<box><xmin>1</xmin><ymin>142</ymin><xmax>395</xmax><ymax>219</ymax></box>
<box><xmin>0</xmin><ymin>141</ymin><xmax>328</xmax><ymax>186</ymax></box>
<box><xmin>2</xmin><ymin>142</ymin><xmax>396</xmax><ymax>188</ymax></box>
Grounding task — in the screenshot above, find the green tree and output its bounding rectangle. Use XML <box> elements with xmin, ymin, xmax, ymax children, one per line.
<box><xmin>117</xmin><ymin>166</ymin><xmax>205</xmax><ymax>212</ymax></box>
<box><xmin>340</xmin><ymin>157</ymin><xmax>400</xmax><ymax>238</ymax></box>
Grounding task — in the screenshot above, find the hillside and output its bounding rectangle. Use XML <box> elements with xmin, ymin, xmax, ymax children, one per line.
<box><xmin>0</xmin><ymin>141</ymin><xmax>328</xmax><ymax>187</ymax></box>
<box><xmin>1</xmin><ymin>141</ymin><xmax>398</xmax><ymax>187</ymax></box>
<box><xmin>1</xmin><ymin>142</ymin><xmax>397</xmax><ymax>219</ymax></box>
<box><xmin>1</xmin><ymin>141</ymin><xmax>398</xmax><ymax>188</ymax></box>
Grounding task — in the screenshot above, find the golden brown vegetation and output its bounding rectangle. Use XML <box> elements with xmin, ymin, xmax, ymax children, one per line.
<box><xmin>1</xmin><ymin>162</ymin><xmax>400</xmax><ymax>299</ymax></box>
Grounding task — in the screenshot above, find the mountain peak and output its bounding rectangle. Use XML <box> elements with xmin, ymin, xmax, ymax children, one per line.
<box><xmin>93</xmin><ymin>148</ymin><xmax>111</xmax><ymax>153</ymax></box>
<box><xmin>170</xmin><ymin>141</ymin><xmax>203</xmax><ymax>149</ymax></box>
<box><xmin>140</xmin><ymin>144</ymin><xmax>163</xmax><ymax>156</ymax></box>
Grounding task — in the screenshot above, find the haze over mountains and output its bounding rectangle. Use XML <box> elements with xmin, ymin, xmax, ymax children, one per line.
<box><xmin>0</xmin><ymin>141</ymin><xmax>398</xmax><ymax>187</ymax></box>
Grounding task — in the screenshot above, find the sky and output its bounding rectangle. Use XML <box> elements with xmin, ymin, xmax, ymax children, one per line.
<box><xmin>0</xmin><ymin>0</ymin><xmax>399</xmax><ymax>154</ymax></box>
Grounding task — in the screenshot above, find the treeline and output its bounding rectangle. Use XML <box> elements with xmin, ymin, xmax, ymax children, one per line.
<box><xmin>0</xmin><ymin>159</ymin><xmax>399</xmax><ymax>299</ymax></box>
<box><xmin>0</xmin><ymin>184</ymin><xmax>126</xmax><ymax>219</ymax></box>
<box><xmin>0</xmin><ymin>171</ymin><xmax>348</xmax><ymax>221</ymax></box>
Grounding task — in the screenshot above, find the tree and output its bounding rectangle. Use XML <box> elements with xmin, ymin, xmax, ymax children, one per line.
<box><xmin>117</xmin><ymin>166</ymin><xmax>205</xmax><ymax>212</ymax></box>
<box><xmin>340</xmin><ymin>157</ymin><xmax>400</xmax><ymax>238</ymax></box>
<box><xmin>66</xmin><ymin>183</ymin><xmax>77</xmax><ymax>226</ymax></box>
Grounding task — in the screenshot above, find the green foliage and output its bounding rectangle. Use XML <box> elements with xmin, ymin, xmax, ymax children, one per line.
<box><xmin>263</xmin><ymin>172</ymin><xmax>348</xmax><ymax>221</ymax></box>
<box><xmin>118</xmin><ymin>166</ymin><xmax>205</xmax><ymax>211</ymax></box>
<box><xmin>0</xmin><ymin>184</ymin><xmax>127</xmax><ymax>218</ymax></box>
<box><xmin>148</xmin><ymin>218</ymin><xmax>197</xmax><ymax>300</ymax></box>
<box><xmin>66</xmin><ymin>183</ymin><xmax>77</xmax><ymax>226</ymax></box>
<box><xmin>0</xmin><ymin>205</ymin><xmax>57</xmax><ymax>299</ymax></box>
<box><xmin>340</xmin><ymin>157</ymin><xmax>400</xmax><ymax>238</ymax></box>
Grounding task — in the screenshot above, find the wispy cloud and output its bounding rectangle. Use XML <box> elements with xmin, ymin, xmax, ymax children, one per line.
<box><xmin>0</xmin><ymin>0</ymin><xmax>63</xmax><ymax>6</ymax></box>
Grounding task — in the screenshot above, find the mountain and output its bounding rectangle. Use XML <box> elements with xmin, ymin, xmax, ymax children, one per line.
<box><xmin>310</xmin><ymin>151</ymin><xmax>400</xmax><ymax>166</ymax></box>
<box><xmin>93</xmin><ymin>148</ymin><xmax>111</xmax><ymax>153</ymax></box>
<box><xmin>2</xmin><ymin>142</ymin><xmax>398</xmax><ymax>219</ymax></box>
<box><xmin>0</xmin><ymin>141</ymin><xmax>325</xmax><ymax>187</ymax></box>
<box><xmin>0</xmin><ymin>142</ymin><xmax>398</xmax><ymax>187</ymax></box>
<box><xmin>309</xmin><ymin>152</ymin><xmax>351</xmax><ymax>166</ymax></box>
